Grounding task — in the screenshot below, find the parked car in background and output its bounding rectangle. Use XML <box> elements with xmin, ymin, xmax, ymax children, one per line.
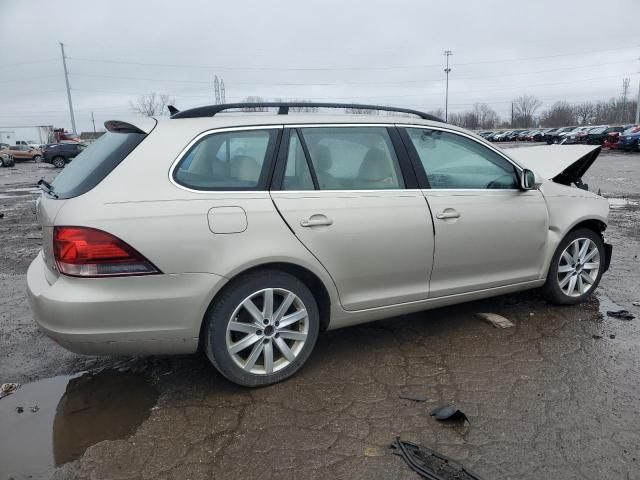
<box><xmin>0</xmin><ymin>150</ymin><xmax>15</xmax><ymax>167</ymax></box>
<box><xmin>517</xmin><ymin>130</ymin><xmax>532</xmax><ymax>141</ymax></box>
<box><xmin>27</xmin><ymin>102</ymin><xmax>612</xmax><ymax>386</ymax></box>
<box><xmin>585</xmin><ymin>126</ymin><xmax>625</xmax><ymax>145</ymax></box>
<box><xmin>43</xmin><ymin>142</ymin><xmax>87</xmax><ymax>168</ymax></box>
<box><xmin>546</xmin><ymin>126</ymin><xmax>576</xmax><ymax>144</ymax></box>
<box><xmin>560</xmin><ymin>126</ymin><xmax>591</xmax><ymax>144</ymax></box>
<box><xmin>0</xmin><ymin>145</ymin><xmax>43</xmax><ymax>162</ymax></box>
<box><xmin>491</xmin><ymin>130</ymin><xmax>512</xmax><ymax>142</ymax></box>
<box><xmin>619</xmin><ymin>128</ymin><xmax>640</xmax><ymax>152</ymax></box>
<box><xmin>606</xmin><ymin>126</ymin><xmax>640</xmax><ymax>149</ymax></box>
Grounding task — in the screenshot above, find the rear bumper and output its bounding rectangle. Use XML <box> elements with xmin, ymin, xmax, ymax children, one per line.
<box><xmin>26</xmin><ymin>253</ymin><xmax>227</xmax><ymax>355</ymax></box>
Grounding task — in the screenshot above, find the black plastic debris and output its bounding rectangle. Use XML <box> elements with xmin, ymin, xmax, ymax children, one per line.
<box><xmin>430</xmin><ymin>405</ymin><xmax>470</xmax><ymax>424</ymax></box>
<box><xmin>606</xmin><ymin>310</ymin><xmax>635</xmax><ymax>321</ymax></box>
<box><xmin>592</xmin><ymin>334</ymin><xmax>603</xmax><ymax>339</ymax></box>
<box><xmin>392</xmin><ymin>438</ymin><xmax>484</xmax><ymax>480</ymax></box>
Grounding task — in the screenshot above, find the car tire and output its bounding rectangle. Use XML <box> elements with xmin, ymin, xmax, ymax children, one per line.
<box><xmin>203</xmin><ymin>270</ymin><xmax>320</xmax><ymax>387</ymax></box>
<box><xmin>541</xmin><ymin>228</ymin><xmax>605</xmax><ymax>305</ymax></box>
<box><xmin>52</xmin><ymin>157</ymin><xmax>66</xmax><ymax>168</ymax></box>
<box><xmin>33</xmin><ymin>155</ymin><xmax>42</xmax><ymax>162</ymax></box>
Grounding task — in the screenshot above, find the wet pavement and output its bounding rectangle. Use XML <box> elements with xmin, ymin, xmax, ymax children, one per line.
<box><xmin>1</xmin><ymin>148</ymin><xmax>639</xmax><ymax>480</ymax></box>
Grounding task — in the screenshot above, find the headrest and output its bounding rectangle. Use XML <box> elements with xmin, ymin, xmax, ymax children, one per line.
<box><xmin>312</xmin><ymin>145</ymin><xmax>332</xmax><ymax>172</ymax></box>
<box><xmin>358</xmin><ymin>148</ymin><xmax>393</xmax><ymax>181</ymax></box>
<box><xmin>230</xmin><ymin>155</ymin><xmax>260</xmax><ymax>182</ymax></box>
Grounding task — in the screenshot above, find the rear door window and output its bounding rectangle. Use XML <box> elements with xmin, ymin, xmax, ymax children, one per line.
<box><xmin>51</xmin><ymin>131</ymin><xmax>146</xmax><ymax>199</ymax></box>
<box><xmin>296</xmin><ymin>127</ymin><xmax>404</xmax><ymax>190</ymax></box>
<box><xmin>174</xmin><ymin>129</ymin><xmax>279</xmax><ymax>190</ymax></box>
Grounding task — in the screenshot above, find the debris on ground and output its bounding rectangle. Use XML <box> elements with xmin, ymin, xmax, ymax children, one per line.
<box><xmin>0</xmin><ymin>383</ymin><xmax>19</xmax><ymax>399</ymax></box>
<box><xmin>430</xmin><ymin>404</ymin><xmax>470</xmax><ymax>424</ymax></box>
<box><xmin>477</xmin><ymin>312</ymin><xmax>514</xmax><ymax>328</ymax></box>
<box><xmin>399</xmin><ymin>394</ymin><xmax>427</xmax><ymax>403</ymax></box>
<box><xmin>392</xmin><ymin>437</ymin><xmax>484</xmax><ymax>480</ymax></box>
<box><xmin>606</xmin><ymin>310</ymin><xmax>635</xmax><ymax>320</ymax></box>
<box><xmin>16</xmin><ymin>406</ymin><xmax>24</xmax><ymax>413</ymax></box>
<box><xmin>592</xmin><ymin>334</ymin><xmax>603</xmax><ymax>339</ymax></box>
<box><xmin>609</xmin><ymin>334</ymin><xmax>616</xmax><ymax>339</ymax></box>
<box><xmin>30</xmin><ymin>405</ymin><xmax>39</xmax><ymax>413</ymax></box>
<box><xmin>632</xmin><ymin>301</ymin><xmax>640</xmax><ymax>307</ymax></box>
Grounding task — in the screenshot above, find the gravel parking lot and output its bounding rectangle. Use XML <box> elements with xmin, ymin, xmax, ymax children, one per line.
<box><xmin>1</xmin><ymin>147</ymin><xmax>639</xmax><ymax>480</ymax></box>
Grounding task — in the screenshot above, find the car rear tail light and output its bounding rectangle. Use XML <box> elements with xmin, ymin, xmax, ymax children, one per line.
<box><xmin>53</xmin><ymin>226</ymin><xmax>160</xmax><ymax>277</ymax></box>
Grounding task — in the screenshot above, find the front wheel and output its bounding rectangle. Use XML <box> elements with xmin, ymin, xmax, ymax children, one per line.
<box><xmin>203</xmin><ymin>270</ymin><xmax>320</xmax><ymax>387</ymax></box>
<box><xmin>541</xmin><ymin>228</ymin><xmax>605</xmax><ymax>305</ymax></box>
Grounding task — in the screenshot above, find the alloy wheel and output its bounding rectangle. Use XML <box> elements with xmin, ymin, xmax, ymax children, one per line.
<box><xmin>225</xmin><ymin>288</ymin><xmax>309</xmax><ymax>375</ymax></box>
<box><xmin>557</xmin><ymin>237</ymin><xmax>600</xmax><ymax>297</ymax></box>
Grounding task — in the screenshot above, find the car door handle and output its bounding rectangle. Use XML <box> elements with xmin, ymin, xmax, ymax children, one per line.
<box><xmin>436</xmin><ymin>209</ymin><xmax>460</xmax><ymax>220</ymax></box>
<box><xmin>300</xmin><ymin>216</ymin><xmax>333</xmax><ymax>227</ymax></box>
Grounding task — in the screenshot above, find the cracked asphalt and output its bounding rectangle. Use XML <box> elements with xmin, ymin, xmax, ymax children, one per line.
<box><xmin>1</xmin><ymin>147</ymin><xmax>639</xmax><ymax>480</ymax></box>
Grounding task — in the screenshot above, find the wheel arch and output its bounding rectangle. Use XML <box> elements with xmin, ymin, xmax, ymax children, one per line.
<box><xmin>198</xmin><ymin>261</ymin><xmax>333</xmax><ymax>350</ymax></box>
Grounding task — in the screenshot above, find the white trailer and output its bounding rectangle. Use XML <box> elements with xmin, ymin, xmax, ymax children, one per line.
<box><xmin>0</xmin><ymin>125</ymin><xmax>54</xmax><ymax>146</ymax></box>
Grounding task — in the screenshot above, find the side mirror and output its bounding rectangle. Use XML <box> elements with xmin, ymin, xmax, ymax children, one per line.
<box><xmin>521</xmin><ymin>169</ymin><xmax>542</xmax><ymax>190</ymax></box>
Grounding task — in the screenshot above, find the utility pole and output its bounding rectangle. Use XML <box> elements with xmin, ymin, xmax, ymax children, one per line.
<box><xmin>511</xmin><ymin>102</ymin><xmax>514</xmax><ymax>127</ymax></box>
<box><xmin>443</xmin><ymin>50</ymin><xmax>453</xmax><ymax>122</ymax></box>
<box><xmin>621</xmin><ymin>77</ymin><xmax>630</xmax><ymax>123</ymax></box>
<box><xmin>635</xmin><ymin>80</ymin><xmax>640</xmax><ymax>124</ymax></box>
<box><xmin>91</xmin><ymin>111</ymin><xmax>96</xmax><ymax>133</ymax></box>
<box><xmin>59</xmin><ymin>43</ymin><xmax>77</xmax><ymax>134</ymax></box>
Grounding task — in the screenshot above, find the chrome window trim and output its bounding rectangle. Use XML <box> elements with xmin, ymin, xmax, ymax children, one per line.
<box><xmin>288</xmin><ymin>123</ymin><xmax>398</xmax><ymax>128</ymax></box>
<box><xmin>168</xmin><ymin>125</ymin><xmax>283</xmax><ymax>194</ymax></box>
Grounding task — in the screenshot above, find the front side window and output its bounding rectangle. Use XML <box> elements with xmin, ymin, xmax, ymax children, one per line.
<box><xmin>405</xmin><ymin>128</ymin><xmax>519</xmax><ymax>189</ymax></box>
<box><xmin>174</xmin><ymin>129</ymin><xmax>278</xmax><ymax>190</ymax></box>
<box><xmin>298</xmin><ymin>127</ymin><xmax>404</xmax><ymax>190</ymax></box>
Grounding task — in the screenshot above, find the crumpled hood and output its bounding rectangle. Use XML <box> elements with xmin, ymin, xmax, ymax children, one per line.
<box><xmin>504</xmin><ymin>145</ymin><xmax>600</xmax><ymax>185</ymax></box>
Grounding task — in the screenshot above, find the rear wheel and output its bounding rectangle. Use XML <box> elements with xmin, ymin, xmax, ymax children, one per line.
<box><xmin>541</xmin><ymin>228</ymin><xmax>605</xmax><ymax>305</ymax></box>
<box><xmin>52</xmin><ymin>156</ymin><xmax>66</xmax><ymax>168</ymax></box>
<box><xmin>203</xmin><ymin>270</ymin><xmax>320</xmax><ymax>387</ymax></box>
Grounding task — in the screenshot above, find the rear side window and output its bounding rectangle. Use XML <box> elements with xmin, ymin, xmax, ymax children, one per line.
<box><xmin>51</xmin><ymin>131</ymin><xmax>146</xmax><ymax>199</ymax></box>
<box><xmin>174</xmin><ymin>129</ymin><xmax>278</xmax><ymax>190</ymax></box>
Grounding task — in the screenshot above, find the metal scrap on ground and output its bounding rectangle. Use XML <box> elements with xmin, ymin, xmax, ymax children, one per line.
<box><xmin>476</xmin><ymin>312</ymin><xmax>514</xmax><ymax>328</ymax></box>
<box><xmin>0</xmin><ymin>383</ymin><xmax>19</xmax><ymax>399</ymax></box>
<box><xmin>606</xmin><ymin>310</ymin><xmax>635</xmax><ymax>320</ymax></box>
<box><xmin>392</xmin><ymin>438</ymin><xmax>485</xmax><ymax>480</ymax></box>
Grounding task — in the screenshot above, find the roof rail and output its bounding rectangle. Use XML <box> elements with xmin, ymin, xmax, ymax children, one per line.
<box><xmin>169</xmin><ymin>102</ymin><xmax>444</xmax><ymax>122</ymax></box>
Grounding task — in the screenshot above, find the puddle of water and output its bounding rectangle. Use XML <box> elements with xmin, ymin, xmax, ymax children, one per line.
<box><xmin>0</xmin><ymin>370</ymin><xmax>159</xmax><ymax>479</ymax></box>
<box><xmin>608</xmin><ymin>197</ymin><xmax>639</xmax><ymax>208</ymax></box>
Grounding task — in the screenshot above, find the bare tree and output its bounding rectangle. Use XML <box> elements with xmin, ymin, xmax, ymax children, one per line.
<box><xmin>345</xmin><ymin>107</ymin><xmax>378</xmax><ymax>115</ymax></box>
<box><xmin>574</xmin><ymin>102</ymin><xmax>596</xmax><ymax>125</ymax></box>
<box><xmin>620</xmin><ymin>77</ymin><xmax>631</xmax><ymax>122</ymax></box>
<box><xmin>540</xmin><ymin>101</ymin><xmax>576</xmax><ymax>127</ymax></box>
<box><xmin>512</xmin><ymin>95</ymin><xmax>542</xmax><ymax>127</ymax></box>
<box><xmin>241</xmin><ymin>96</ymin><xmax>269</xmax><ymax>112</ymax></box>
<box><xmin>427</xmin><ymin>108</ymin><xmax>444</xmax><ymax>120</ymax></box>
<box><xmin>474</xmin><ymin>103</ymin><xmax>500</xmax><ymax>129</ymax></box>
<box><xmin>129</xmin><ymin>93</ymin><xmax>174</xmax><ymax>116</ymax></box>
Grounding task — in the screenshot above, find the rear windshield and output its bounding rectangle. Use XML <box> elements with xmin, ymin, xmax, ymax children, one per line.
<box><xmin>51</xmin><ymin>131</ymin><xmax>146</xmax><ymax>199</ymax></box>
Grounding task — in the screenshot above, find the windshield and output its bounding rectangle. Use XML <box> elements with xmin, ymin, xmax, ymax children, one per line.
<box><xmin>51</xmin><ymin>131</ymin><xmax>146</xmax><ymax>199</ymax></box>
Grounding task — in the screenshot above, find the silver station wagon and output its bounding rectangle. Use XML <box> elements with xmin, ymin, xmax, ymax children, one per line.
<box><xmin>27</xmin><ymin>102</ymin><xmax>611</xmax><ymax>386</ymax></box>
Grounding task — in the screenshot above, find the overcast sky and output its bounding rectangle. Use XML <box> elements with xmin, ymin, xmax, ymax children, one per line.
<box><xmin>1</xmin><ymin>0</ymin><xmax>639</xmax><ymax>132</ymax></box>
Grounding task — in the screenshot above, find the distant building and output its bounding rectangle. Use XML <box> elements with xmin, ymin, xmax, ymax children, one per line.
<box><xmin>79</xmin><ymin>132</ymin><xmax>105</xmax><ymax>141</ymax></box>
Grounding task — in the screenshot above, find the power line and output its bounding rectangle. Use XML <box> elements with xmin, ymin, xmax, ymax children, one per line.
<box><xmin>65</xmin><ymin>45</ymin><xmax>640</xmax><ymax>72</ymax></box>
<box><xmin>66</xmin><ymin>59</ymin><xmax>635</xmax><ymax>87</ymax></box>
